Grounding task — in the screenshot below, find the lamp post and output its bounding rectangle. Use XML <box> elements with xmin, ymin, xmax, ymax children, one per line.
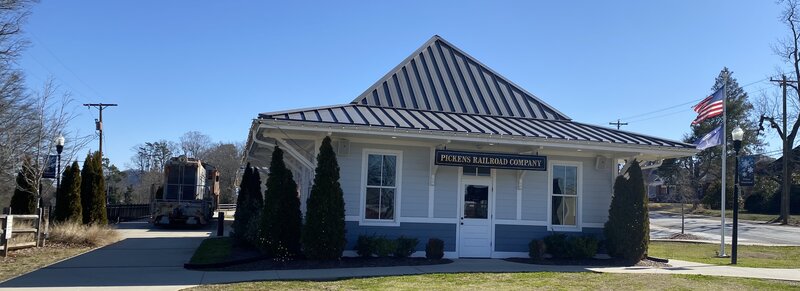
<box><xmin>55</xmin><ymin>135</ymin><xmax>65</xmax><ymax>203</ymax></box>
<box><xmin>731</xmin><ymin>126</ymin><xmax>744</xmax><ymax>264</ymax></box>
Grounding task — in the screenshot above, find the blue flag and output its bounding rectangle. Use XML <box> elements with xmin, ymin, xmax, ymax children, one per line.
<box><xmin>694</xmin><ymin>125</ymin><xmax>723</xmax><ymax>150</ymax></box>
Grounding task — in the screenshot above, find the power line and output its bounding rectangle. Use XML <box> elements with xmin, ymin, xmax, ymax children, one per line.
<box><xmin>612</xmin><ymin>76</ymin><xmax>778</xmax><ymax>124</ymax></box>
<box><xmin>29</xmin><ymin>31</ymin><xmax>104</xmax><ymax>101</ymax></box>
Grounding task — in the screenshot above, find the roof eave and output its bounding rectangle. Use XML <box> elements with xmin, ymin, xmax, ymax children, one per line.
<box><xmin>256</xmin><ymin>119</ymin><xmax>698</xmax><ymax>158</ymax></box>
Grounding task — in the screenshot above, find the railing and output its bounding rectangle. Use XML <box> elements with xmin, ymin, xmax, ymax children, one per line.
<box><xmin>106</xmin><ymin>204</ymin><xmax>151</xmax><ymax>223</ymax></box>
<box><xmin>216</xmin><ymin>204</ymin><xmax>236</xmax><ymax>212</ymax></box>
<box><xmin>1</xmin><ymin>207</ymin><xmax>49</xmax><ymax>257</ymax></box>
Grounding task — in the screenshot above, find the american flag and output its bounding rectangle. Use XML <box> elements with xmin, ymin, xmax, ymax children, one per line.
<box><xmin>691</xmin><ymin>88</ymin><xmax>724</xmax><ymax>125</ymax></box>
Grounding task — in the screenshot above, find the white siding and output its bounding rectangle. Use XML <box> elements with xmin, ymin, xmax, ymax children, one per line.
<box><xmin>494</xmin><ymin>169</ymin><xmax>517</xmax><ymax>220</ymax></box>
<box><xmin>434</xmin><ymin>166</ymin><xmax>458</xmax><ymax>218</ymax></box>
<box><xmin>521</xmin><ymin>170</ymin><xmax>547</xmax><ymax>221</ymax></box>
<box><xmin>580</xmin><ymin>156</ymin><xmax>612</xmax><ymax>224</ymax></box>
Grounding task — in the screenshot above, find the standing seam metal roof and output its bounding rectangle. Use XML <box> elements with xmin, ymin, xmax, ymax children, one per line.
<box><xmin>259</xmin><ymin>104</ymin><xmax>694</xmax><ymax>149</ymax></box>
<box><xmin>351</xmin><ymin>36</ymin><xmax>569</xmax><ymax>121</ymax></box>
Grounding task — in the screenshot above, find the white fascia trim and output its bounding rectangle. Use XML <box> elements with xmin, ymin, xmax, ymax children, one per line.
<box><xmin>257</xmin><ymin>121</ymin><xmax>697</xmax><ymax>158</ymax></box>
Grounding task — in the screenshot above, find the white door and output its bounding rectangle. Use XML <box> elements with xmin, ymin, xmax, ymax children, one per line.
<box><xmin>458</xmin><ymin>178</ymin><xmax>492</xmax><ymax>258</ymax></box>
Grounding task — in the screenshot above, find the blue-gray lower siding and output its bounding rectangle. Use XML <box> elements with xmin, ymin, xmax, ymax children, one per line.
<box><xmin>494</xmin><ymin>225</ymin><xmax>604</xmax><ymax>252</ymax></box>
<box><xmin>345</xmin><ymin>221</ymin><xmax>457</xmax><ymax>252</ymax></box>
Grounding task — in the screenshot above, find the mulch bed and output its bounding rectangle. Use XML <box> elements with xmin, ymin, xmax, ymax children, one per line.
<box><xmin>505</xmin><ymin>257</ymin><xmax>671</xmax><ymax>268</ymax></box>
<box><xmin>206</xmin><ymin>256</ymin><xmax>453</xmax><ymax>271</ymax></box>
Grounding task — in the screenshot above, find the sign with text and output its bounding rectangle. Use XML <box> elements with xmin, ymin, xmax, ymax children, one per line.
<box><xmin>435</xmin><ymin>149</ymin><xmax>547</xmax><ymax>171</ymax></box>
<box><xmin>739</xmin><ymin>155</ymin><xmax>756</xmax><ymax>187</ymax></box>
<box><xmin>42</xmin><ymin>155</ymin><xmax>57</xmax><ymax>179</ymax></box>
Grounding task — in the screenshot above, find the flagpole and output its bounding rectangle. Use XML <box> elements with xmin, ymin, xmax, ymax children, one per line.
<box><xmin>720</xmin><ymin>71</ymin><xmax>728</xmax><ymax>257</ymax></box>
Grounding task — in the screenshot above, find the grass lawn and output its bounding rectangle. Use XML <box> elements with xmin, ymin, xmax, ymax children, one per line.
<box><xmin>648</xmin><ymin>203</ymin><xmax>800</xmax><ymax>225</ymax></box>
<box><xmin>189</xmin><ymin>237</ymin><xmax>233</xmax><ymax>264</ymax></box>
<box><xmin>649</xmin><ymin>241</ymin><xmax>800</xmax><ymax>268</ymax></box>
<box><xmin>0</xmin><ymin>243</ymin><xmax>90</xmax><ymax>282</ymax></box>
<box><xmin>185</xmin><ymin>272</ymin><xmax>800</xmax><ymax>290</ymax></box>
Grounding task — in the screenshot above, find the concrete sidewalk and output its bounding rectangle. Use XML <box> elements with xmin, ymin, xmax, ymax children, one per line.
<box><xmin>590</xmin><ymin>259</ymin><xmax>800</xmax><ymax>282</ymax></box>
<box><xmin>2</xmin><ymin>221</ymin><xmax>798</xmax><ymax>290</ymax></box>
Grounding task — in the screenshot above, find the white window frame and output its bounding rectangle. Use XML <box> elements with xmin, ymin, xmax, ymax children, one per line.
<box><xmin>547</xmin><ymin>161</ymin><xmax>582</xmax><ymax>232</ymax></box>
<box><xmin>360</xmin><ymin>149</ymin><xmax>403</xmax><ymax>226</ymax></box>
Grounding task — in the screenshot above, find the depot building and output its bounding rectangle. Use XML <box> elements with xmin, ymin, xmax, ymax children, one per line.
<box><xmin>243</xmin><ymin>36</ymin><xmax>696</xmax><ymax>258</ymax></box>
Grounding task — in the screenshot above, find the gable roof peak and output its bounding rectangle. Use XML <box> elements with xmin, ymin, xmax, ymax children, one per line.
<box><xmin>351</xmin><ymin>35</ymin><xmax>570</xmax><ymax>120</ymax></box>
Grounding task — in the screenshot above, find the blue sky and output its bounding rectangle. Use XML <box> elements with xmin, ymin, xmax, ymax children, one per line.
<box><xmin>18</xmin><ymin>1</ymin><xmax>787</xmax><ymax>168</ymax></box>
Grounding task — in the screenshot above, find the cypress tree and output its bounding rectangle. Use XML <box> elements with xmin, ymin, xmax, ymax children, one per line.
<box><xmin>604</xmin><ymin>160</ymin><xmax>649</xmax><ymax>262</ymax></box>
<box><xmin>302</xmin><ymin>136</ymin><xmax>346</xmax><ymax>260</ymax></box>
<box><xmin>9</xmin><ymin>157</ymin><xmax>37</xmax><ymax>214</ymax></box>
<box><xmin>232</xmin><ymin>164</ymin><xmax>252</xmax><ymax>242</ymax></box>
<box><xmin>245</xmin><ymin>168</ymin><xmax>264</xmax><ymax>246</ymax></box>
<box><xmin>81</xmin><ymin>151</ymin><xmax>107</xmax><ymax>224</ymax></box>
<box><xmin>259</xmin><ymin>146</ymin><xmax>302</xmax><ymax>259</ymax></box>
<box><xmin>55</xmin><ymin>161</ymin><xmax>82</xmax><ymax>222</ymax></box>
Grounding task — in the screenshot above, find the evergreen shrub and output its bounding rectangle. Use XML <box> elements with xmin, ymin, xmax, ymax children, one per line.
<box><xmin>393</xmin><ymin>236</ymin><xmax>419</xmax><ymax>258</ymax></box>
<box><xmin>356</xmin><ymin>235</ymin><xmax>374</xmax><ymax>257</ymax></box>
<box><xmin>604</xmin><ymin>160</ymin><xmax>649</xmax><ymax>262</ymax></box>
<box><xmin>259</xmin><ymin>147</ymin><xmax>302</xmax><ymax>259</ymax></box>
<box><xmin>566</xmin><ymin>236</ymin><xmax>599</xmax><ymax>259</ymax></box>
<box><xmin>302</xmin><ymin>136</ymin><xmax>347</xmax><ymax>260</ymax></box>
<box><xmin>55</xmin><ymin>161</ymin><xmax>82</xmax><ymax>222</ymax></box>
<box><xmin>528</xmin><ymin>239</ymin><xmax>546</xmax><ymax>260</ymax></box>
<box><xmin>543</xmin><ymin>233</ymin><xmax>569</xmax><ymax>258</ymax></box>
<box><xmin>425</xmin><ymin>238</ymin><xmax>444</xmax><ymax>259</ymax></box>
<box><xmin>9</xmin><ymin>157</ymin><xmax>37</xmax><ymax>214</ymax></box>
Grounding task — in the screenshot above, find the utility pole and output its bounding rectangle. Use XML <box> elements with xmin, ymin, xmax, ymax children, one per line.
<box><xmin>764</xmin><ymin>75</ymin><xmax>797</xmax><ymax>225</ymax></box>
<box><xmin>83</xmin><ymin>103</ymin><xmax>118</xmax><ymax>159</ymax></box>
<box><xmin>609</xmin><ymin>119</ymin><xmax>628</xmax><ymax>130</ymax></box>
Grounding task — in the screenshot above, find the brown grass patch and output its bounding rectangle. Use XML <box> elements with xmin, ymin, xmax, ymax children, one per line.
<box><xmin>48</xmin><ymin>222</ymin><xmax>121</xmax><ymax>247</ymax></box>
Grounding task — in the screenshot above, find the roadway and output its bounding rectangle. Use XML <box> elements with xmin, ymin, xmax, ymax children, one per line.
<box><xmin>650</xmin><ymin>211</ymin><xmax>800</xmax><ymax>246</ymax></box>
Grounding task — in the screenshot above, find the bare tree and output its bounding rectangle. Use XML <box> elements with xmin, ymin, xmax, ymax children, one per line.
<box><xmin>179</xmin><ymin>131</ymin><xmax>211</xmax><ymax>159</ymax></box>
<box><xmin>203</xmin><ymin>142</ymin><xmax>244</xmax><ymax>204</ymax></box>
<box><xmin>760</xmin><ymin>0</ymin><xmax>800</xmax><ymax>224</ymax></box>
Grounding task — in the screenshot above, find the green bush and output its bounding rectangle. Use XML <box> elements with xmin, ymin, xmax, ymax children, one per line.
<box><xmin>9</xmin><ymin>156</ymin><xmax>38</xmax><ymax>215</ymax></box>
<box><xmin>604</xmin><ymin>160</ymin><xmax>649</xmax><ymax>262</ymax></box>
<box><xmin>258</xmin><ymin>147</ymin><xmax>302</xmax><ymax>259</ymax></box>
<box><xmin>528</xmin><ymin>239</ymin><xmax>546</xmax><ymax>260</ymax></box>
<box><xmin>566</xmin><ymin>236</ymin><xmax>599</xmax><ymax>259</ymax></box>
<box><xmin>373</xmin><ymin>237</ymin><xmax>396</xmax><ymax>257</ymax></box>
<box><xmin>54</xmin><ymin>161</ymin><xmax>82</xmax><ymax>222</ymax></box>
<box><xmin>80</xmin><ymin>151</ymin><xmax>107</xmax><ymax>225</ymax></box>
<box><xmin>355</xmin><ymin>235</ymin><xmax>374</xmax><ymax>257</ymax></box>
<box><xmin>394</xmin><ymin>236</ymin><xmax>419</xmax><ymax>258</ymax></box>
<box><xmin>425</xmin><ymin>238</ymin><xmax>444</xmax><ymax>259</ymax></box>
<box><xmin>543</xmin><ymin>233</ymin><xmax>569</xmax><ymax>258</ymax></box>
<box><xmin>302</xmin><ymin>136</ymin><xmax>347</xmax><ymax>260</ymax></box>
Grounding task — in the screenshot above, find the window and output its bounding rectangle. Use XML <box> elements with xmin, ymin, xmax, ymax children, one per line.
<box><xmin>462</xmin><ymin>166</ymin><xmax>490</xmax><ymax>176</ymax></box>
<box><xmin>551</xmin><ymin>164</ymin><xmax>579</xmax><ymax>227</ymax></box>
<box><xmin>363</xmin><ymin>152</ymin><xmax>400</xmax><ymax>222</ymax></box>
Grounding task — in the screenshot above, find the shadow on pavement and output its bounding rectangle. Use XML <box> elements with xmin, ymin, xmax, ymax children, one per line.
<box><xmin>0</xmin><ymin>221</ymin><xmax>214</xmax><ymax>288</ymax></box>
